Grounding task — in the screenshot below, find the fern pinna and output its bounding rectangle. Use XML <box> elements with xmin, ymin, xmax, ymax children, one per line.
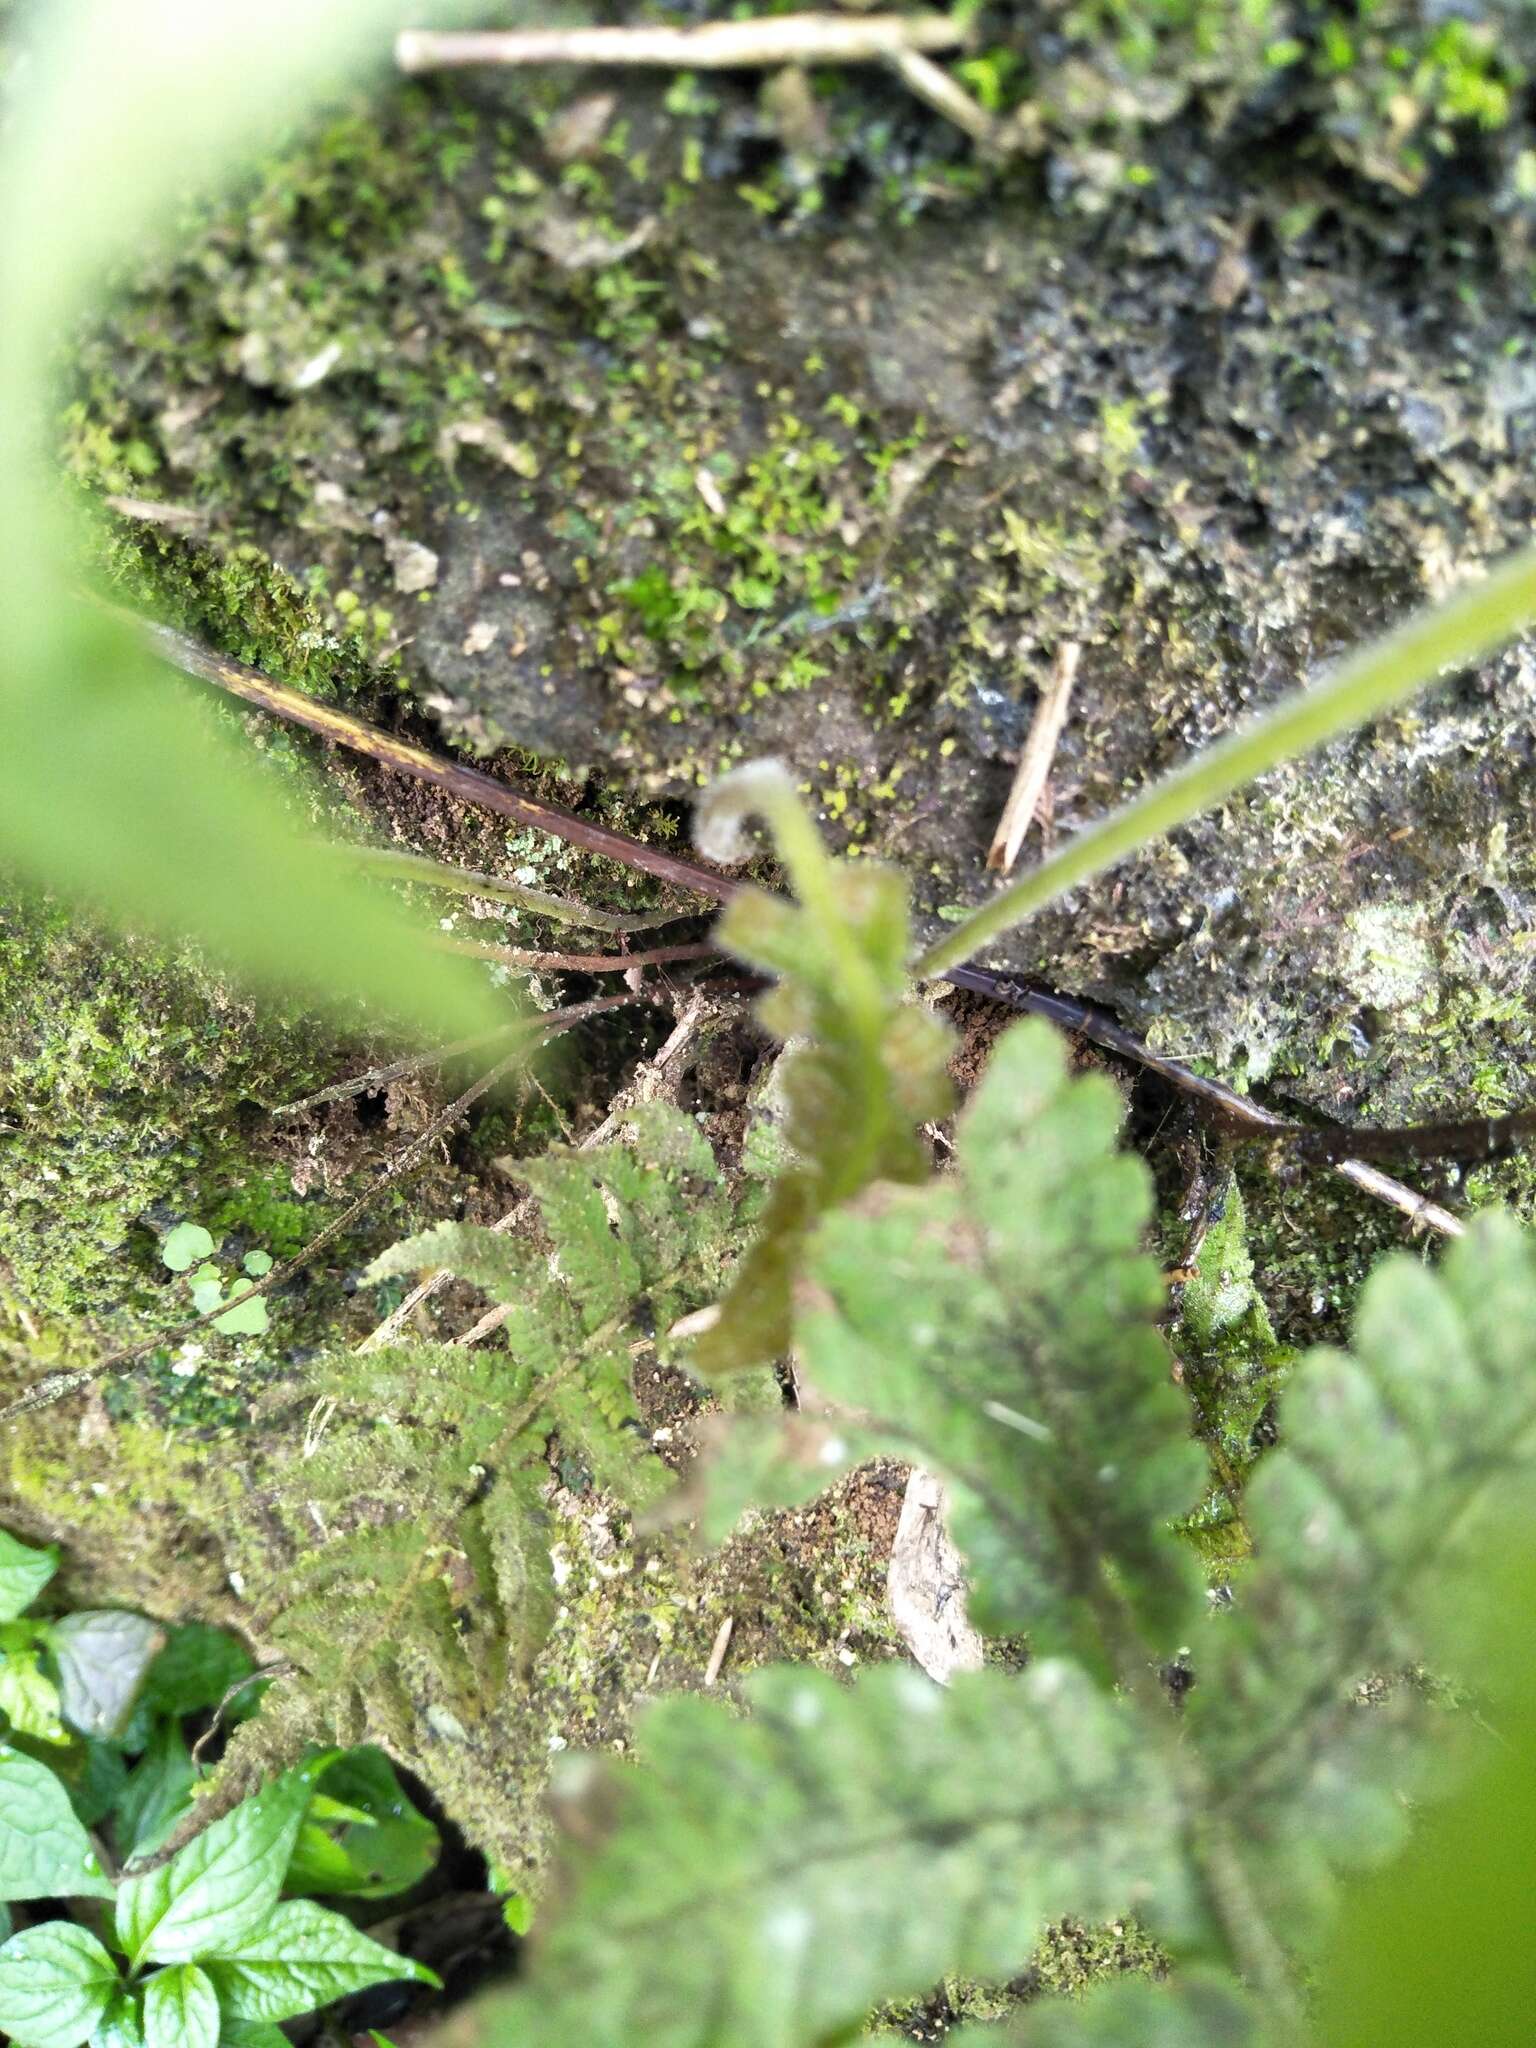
<box><xmin>249</xmin><ymin>1104</ymin><xmax>736</xmax><ymax>1738</ymax></box>
<box><xmin>468</xmin><ymin>1018</ymin><xmax>1536</xmax><ymax>2047</ymax></box>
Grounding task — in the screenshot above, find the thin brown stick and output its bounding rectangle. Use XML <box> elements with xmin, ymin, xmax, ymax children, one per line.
<box><xmin>143</xmin><ymin>618</ymin><xmax>736</xmax><ymax>905</ymax></box>
<box><xmin>703</xmin><ymin>1615</ymin><xmax>736</xmax><ymax>1687</ymax></box>
<box><xmin>272</xmin><ymin>1024</ymin><xmax>521</xmax><ymax>1117</ymax></box>
<box><xmin>884</xmin><ymin>49</ymin><xmax>998</xmax><ymax>148</ymax></box>
<box><xmin>987</xmin><ymin>641</ymin><xmax>1081</xmax><ymax>874</ymax></box>
<box><xmin>441</xmin><ymin>936</ymin><xmax>719</xmax><ymax>974</ymax></box>
<box><xmin>942</xmin><ymin>967</ymin><xmax>1465</xmax><ymax>1238</ymax></box>
<box><xmin>397</xmin><ymin>14</ymin><xmax>962</xmax><ymax>75</ymax></box>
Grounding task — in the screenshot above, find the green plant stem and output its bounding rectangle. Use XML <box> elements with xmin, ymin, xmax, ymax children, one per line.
<box><xmin>915</xmin><ymin>545</ymin><xmax>1536</xmax><ymax>979</ymax></box>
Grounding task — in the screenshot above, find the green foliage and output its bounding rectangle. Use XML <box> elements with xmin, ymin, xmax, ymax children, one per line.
<box><xmin>253</xmin><ymin>1104</ymin><xmax>741</xmax><ymax>1732</ymax></box>
<box><xmin>1032</xmin><ymin>0</ymin><xmax>1525</xmax><ymax>193</ymax></box>
<box><xmin>0</xmin><ymin>1755</ymin><xmax>433</xmax><ymax>2048</ymax></box>
<box><xmin>0</xmin><ymin>1749</ymin><xmax>113</xmax><ymax>1904</ymax></box>
<box><xmin>284</xmin><ymin>1749</ymin><xmax>440</xmax><ymax>1900</ymax></box>
<box><xmin>0</xmin><ymin>1</ymin><xmax>513</xmax><ymax>1054</ymax></box>
<box><xmin>1172</xmin><ymin>1180</ymin><xmax>1296</xmax><ymax>1562</ymax></box>
<box><xmin>468</xmin><ymin>1007</ymin><xmax>1536</xmax><ymax>2044</ymax></box>
<box><xmin>691</xmin><ymin>762</ymin><xmax>952</xmax><ymax>1370</ymax></box>
<box><xmin>0</xmin><ymin>1528</ymin><xmax>159</xmax><ymax>1748</ymax></box>
<box><xmin>504</xmin><ymin>1660</ymin><xmax>1186</xmax><ymax>2048</ymax></box>
<box><xmin>1309</xmin><ymin>1552</ymin><xmax>1536</xmax><ymax>2044</ymax></box>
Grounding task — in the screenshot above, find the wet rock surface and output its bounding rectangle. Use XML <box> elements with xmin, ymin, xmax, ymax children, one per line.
<box><xmin>73</xmin><ymin>33</ymin><xmax>1536</xmax><ymax>1157</ymax></box>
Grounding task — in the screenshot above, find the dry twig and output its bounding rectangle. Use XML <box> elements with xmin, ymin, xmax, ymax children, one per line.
<box><xmin>397</xmin><ymin>13</ymin><xmax>962</xmax><ymax>74</ymax></box>
<box><xmin>703</xmin><ymin>1615</ymin><xmax>736</xmax><ymax>1687</ymax></box>
<box><xmin>335</xmin><ymin>842</ymin><xmax>696</xmax><ymax>934</ymax></box>
<box><xmin>441</xmin><ymin>936</ymin><xmax>718</xmax><ymax>975</ymax></box>
<box><xmin>883</xmin><ymin>49</ymin><xmax>998</xmax><ymax>148</ymax></box>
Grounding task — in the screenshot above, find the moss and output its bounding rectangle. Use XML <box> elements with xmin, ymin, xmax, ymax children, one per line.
<box><xmin>1170</xmin><ymin>1176</ymin><xmax>1296</xmax><ymax>1570</ymax></box>
<box><xmin>872</xmin><ymin>1918</ymin><xmax>1165</xmax><ymax>2036</ymax></box>
<box><xmin>0</xmin><ymin>892</ymin><xmax>328</xmax><ymax>1347</ymax></box>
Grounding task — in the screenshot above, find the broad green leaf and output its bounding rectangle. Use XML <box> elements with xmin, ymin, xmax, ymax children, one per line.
<box><xmin>116</xmin><ymin>1762</ymin><xmax>319</xmax><ymax>1966</ymax></box>
<box><xmin>0</xmin><ymin>1922</ymin><xmax>120</xmax><ymax>2048</ymax></box>
<box><xmin>773</xmin><ymin>1020</ymin><xmax>1204</xmax><ymax>1671</ymax></box>
<box><xmin>1195</xmin><ymin>1214</ymin><xmax>1536</xmax><ymax>1939</ymax></box>
<box><xmin>0</xmin><ymin>1650</ymin><xmax>67</xmax><ymax>1743</ymax></box>
<box><xmin>114</xmin><ymin>1720</ymin><xmax>197</xmax><ymax>1865</ymax></box>
<box><xmin>49</xmin><ymin>1611</ymin><xmax>163</xmax><ymax>1742</ymax></box>
<box><xmin>90</xmin><ymin>1991</ymin><xmax>147</xmax><ymax>2048</ymax></box>
<box><xmin>211</xmin><ymin>1292</ymin><xmax>269</xmax><ymax>1340</ymax></box>
<box><xmin>951</xmin><ymin>1972</ymin><xmax>1265</xmax><ymax>2046</ymax></box>
<box><xmin>202</xmin><ymin>1899</ymin><xmax>438</xmax><ymax>2022</ymax></box>
<box><xmin>493</xmin><ymin>1661</ymin><xmax>1185</xmax><ymax>2048</ymax></box>
<box><xmin>140</xmin><ymin>1626</ymin><xmax>256</xmax><ymax>1722</ymax></box>
<box><xmin>283</xmin><ymin>1749</ymin><xmax>439</xmax><ymax>1901</ymax></box>
<box><xmin>0</xmin><ymin>1746</ymin><xmax>114</xmax><ymax>1900</ymax></box>
<box><xmin>160</xmin><ymin>1225</ymin><xmax>214</xmax><ymax>1275</ymax></box>
<box><xmin>216</xmin><ymin>2025</ymin><xmax>288</xmax><ymax>2048</ymax></box>
<box><xmin>142</xmin><ymin>1966</ymin><xmax>218</xmax><ymax>2048</ymax></box>
<box><xmin>66</xmin><ymin>1740</ymin><xmax>131</xmax><ymax>1831</ymax></box>
<box><xmin>0</xmin><ymin>1532</ymin><xmax>57</xmax><ymax>1624</ymax></box>
<box><xmin>0</xmin><ymin>3</ymin><xmax>512</xmax><ymax>1057</ymax></box>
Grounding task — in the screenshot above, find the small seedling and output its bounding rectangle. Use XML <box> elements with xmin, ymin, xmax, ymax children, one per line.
<box><xmin>160</xmin><ymin>1225</ymin><xmax>272</xmax><ymax>1337</ymax></box>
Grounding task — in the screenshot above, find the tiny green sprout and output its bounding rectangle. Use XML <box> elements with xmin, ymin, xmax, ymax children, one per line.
<box><xmin>164</xmin><ymin>1227</ymin><xmax>272</xmax><ymax>1336</ymax></box>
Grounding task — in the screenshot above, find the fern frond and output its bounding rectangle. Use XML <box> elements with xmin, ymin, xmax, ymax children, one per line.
<box><xmin>703</xmin><ymin>1019</ymin><xmax>1207</xmax><ymax>1675</ymax></box>
<box><xmin>494</xmin><ymin>1661</ymin><xmax>1187</xmax><ymax>2048</ymax></box>
<box><xmin>691</xmin><ymin>766</ymin><xmax>952</xmax><ymax>1372</ymax></box>
<box><xmin>246</xmin><ymin>1107</ymin><xmax>737</xmax><ymax>1727</ymax></box>
<box><xmin>1196</xmin><ymin>1212</ymin><xmax>1536</xmax><ymax>1924</ymax></box>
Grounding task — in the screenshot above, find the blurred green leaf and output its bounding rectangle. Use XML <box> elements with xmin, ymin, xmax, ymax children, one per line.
<box><xmin>283</xmin><ymin>1749</ymin><xmax>439</xmax><ymax>1901</ymax></box>
<box><xmin>47</xmin><ymin>1611</ymin><xmax>163</xmax><ymax>1743</ymax></box>
<box><xmin>115</xmin><ymin>1720</ymin><xmax>197</xmax><ymax>1866</ymax></box>
<box><xmin>0</xmin><ymin>2</ymin><xmax>512</xmax><ymax>1050</ymax></box>
<box><xmin>142</xmin><ymin>1624</ymin><xmax>257</xmax><ymax>1722</ymax></box>
<box><xmin>1311</xmin><ymin>1548</ymin><xmax>1536</xmax><ymax>2047</ymax></box>
<box><xmin>160</xmin><ymin>1225</ymin><xmax>214</xmax><ymax>1275</ymax></box>
<box><xmin>0</xmin><ymin>1531</ymin><xmax>56</xmax><ymax>1625</ymax></box>
<box><xmin>0</xmin><ymin>1652</ymin><xmax>67</xmax><ymax>1745</ymax></box>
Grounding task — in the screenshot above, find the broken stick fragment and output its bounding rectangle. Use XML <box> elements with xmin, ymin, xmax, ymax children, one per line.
<box><xmin>397</xmin><ymin>13</ymin><xmax>963</xmax><ymax>74</ymax></box>
<box><xmin>986</xmin><ymin>640</ymin><xmax>1082</xmax><ymax>876</ymax></box>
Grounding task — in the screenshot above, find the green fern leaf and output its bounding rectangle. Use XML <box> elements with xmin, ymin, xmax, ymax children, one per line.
<box><xmin>691</xmin><ymin>766</ymin><xmax>953</xmax><ymax>1372</ymax></box>
<box><xmin>482</xmin><ymin>1661</ymin><xmax>1187</xmax><ymax>2048</ymax></box>
<box><xmin>702</xmin><ymin>1018</ymin><xmax>1207</xmax><ymax>1674</ymax></box>
<box><xmin>1196</xmin><ymin>1211</ymin><xmax>1536</xmax><ymax>1930</ymax></box>
<box><xmin>248</xmin><ymin>1107</ymin><xmax>736</xmax><ymax>1729</ymax></box>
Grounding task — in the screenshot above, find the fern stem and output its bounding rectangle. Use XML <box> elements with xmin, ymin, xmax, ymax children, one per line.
<box><xmin>914</xmin><ymin>544</ymin><xmax>1536</xmax><ymax>979</ymax></box>
<box><xmin>1186</xmin><ymin>1807</ymin><xmax>1308</xmax><ymax>2040</ymax></box>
